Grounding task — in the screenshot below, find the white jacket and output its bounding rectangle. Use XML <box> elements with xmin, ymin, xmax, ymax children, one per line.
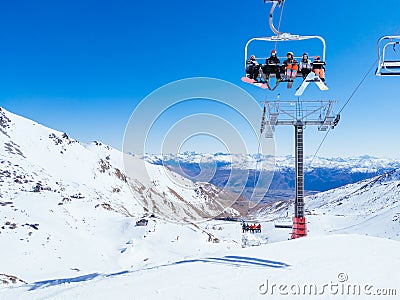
<box><xmin>299</xmin><ymin>59</ymin><xmax>312</xmax><ymax>70</ymax></box>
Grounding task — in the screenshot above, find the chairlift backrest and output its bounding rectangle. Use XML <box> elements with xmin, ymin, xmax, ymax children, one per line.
<box><xmin>376</xmin><ymin>35</ymin><xmax>400</xmax><ymax>76</ymax></box>
<box><xmin>244</xmin><ymin>35</ymin><xmax>327</xmax><ymax>71</ymax></box>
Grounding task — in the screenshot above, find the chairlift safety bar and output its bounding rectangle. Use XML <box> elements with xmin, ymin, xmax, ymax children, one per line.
<box><xmin>244</xmin><ymin>35</ymin><xmax>327</xmax><ymax>70</ymax></box>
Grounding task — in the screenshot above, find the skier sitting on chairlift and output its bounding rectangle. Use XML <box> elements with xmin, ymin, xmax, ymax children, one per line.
<box><xmin>282</xmin><ymin>52</ymin><xmax>299</xmax><ymax>80</ymax></box>
<box><xmin>262</xmin><ymin>49</ymin><xmax>282</xmax><ymax>82</ymax></box>
<box><xmin>299</xmin><ymin>52</ymin><xmax>312</xmax><ymax>79</ymax></box>
<box><xmin>246</xmin><ymin>55</ymin><xmax>261</xmax><ymax>81</ymax></box>
<box><xmin>312</xmin><ymin>55</ymin><xmax>326</xmax><ymax>82</ymax></box>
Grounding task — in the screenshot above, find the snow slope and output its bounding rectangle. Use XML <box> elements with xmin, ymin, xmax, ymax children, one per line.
<box><xmin>0</xmin><ymin>107</ymin><xmax>245</xmax><ymax>221</ymax></box>
<box><xmin>0</xmin><ymin>107</ymin><xmax>244</xmax><ymax>283</ymax></box>
<box><xmin>256</xmin><ymin>168</ymin><xmax>400</xmax><ymax>241</ymax></box>
<box><xmin>1</xmin><ymin>233</ymin><xmax>399</xmax><ymax>299</ymax></box>
<box><xmin>305</xmin><ymin>169</ymin><xmax>400</xmax><ymax>240</ymax></box>
<box><xmin>1</xmin><ymin>108</ymin><xmax>399</xmax><ymax>299</ymax></box>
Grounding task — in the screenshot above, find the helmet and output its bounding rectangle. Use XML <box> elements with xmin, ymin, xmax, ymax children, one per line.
<box><xmin>303</xmin><ymin>52</ymin><xmax>308</xmax><ymax>57</ymax></box>
<box><xmin>287</xmin><ymin>51</ymin><xmax>293</xmax><ymax>57</ymax></box>
<box><xmin>271</xmin><ymin>49</ymin><xmax>277</xmax><ymax>54</ymax></box>
<box><xmin>314</xmin><ymin>55</ymin><xmax>321</xmax><ymax>60</ymax></box>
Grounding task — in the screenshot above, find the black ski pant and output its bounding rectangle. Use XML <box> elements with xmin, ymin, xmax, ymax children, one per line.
<box><xmin>262</xmin><ymin>65</ymin><xmax>281</xmax><ymax>79</ymax></box>
<box><xmin>246</xmin><ymin>65</ymin><xmax>260</xmax><ymax>80</ymax></box>
<box><xmin>301</xmin><ymin>68</ymin><xmax>311</xmax><ymax>79</ymax></box>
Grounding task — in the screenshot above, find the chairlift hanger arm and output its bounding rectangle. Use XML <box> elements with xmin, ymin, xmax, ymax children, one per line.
<box><xmin>266</xmin><ymin>0</ymin><xmax>284</xmax><ymax>35</ymax></box>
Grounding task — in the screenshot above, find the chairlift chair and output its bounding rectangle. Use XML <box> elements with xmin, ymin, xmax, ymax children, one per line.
<box><xmin>244</xmin><ymin>35</ymin><xmax>327</xmax><ymax>79</ymax></box>
<box><xmin>244</xmin><ymin>0</ymin><xmax>327</xmax><ymax>82</ymax></box>
<box><xmin>376</xmin><ymin>35</ymin><xmax>400</xmax><ymax>76</ymax></box>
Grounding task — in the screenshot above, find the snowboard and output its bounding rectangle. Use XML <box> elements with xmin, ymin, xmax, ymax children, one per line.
<box><xmin>241</xmin><ymin>76</ymin><xmax>269</xmax><ymax>89</ymax></box>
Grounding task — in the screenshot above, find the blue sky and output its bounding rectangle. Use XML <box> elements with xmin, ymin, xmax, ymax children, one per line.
<box><xmin>0</xmin><ymin>0</ymin><xmax>400</xmax><ymax>158</ymax></box>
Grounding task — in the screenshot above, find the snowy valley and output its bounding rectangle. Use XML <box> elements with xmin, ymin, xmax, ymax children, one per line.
<box><xmin>145</xmin><ymin>152</ymin><xmax>400</xmax><ymax>202</ymax></box>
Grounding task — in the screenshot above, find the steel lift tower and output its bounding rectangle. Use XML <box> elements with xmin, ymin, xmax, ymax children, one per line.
<box><xmin>261</xmin><ymin>99</ymin><xmax>340</xmax><ymax>238</ymax></box>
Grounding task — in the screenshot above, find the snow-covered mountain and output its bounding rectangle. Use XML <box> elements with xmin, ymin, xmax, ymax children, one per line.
<box><xmin>0</xmin><ymin>107</ymin><xmax>247</xmax><ymax>223</ymax></box>
<box><xmin>146</xmin><ymin>152</ymin><xmax>400</xmax><ymax>172</ymax></box>
<box><xmin>0</xmin><ymin>107</ymin><xmax>250</xmax><ymax>281</ymax></box>
<box><xmin>145</xmin><ymin>152</ymin><xmax>400</xmax><ymax>202</ymax></box>
<box><xmin>1</xmin><ymin>108</ymin><xmax>399</xmax><ymax>299</ymax></box>
<box><xmin>256</xmin><ymin>168</ymin><xmax>400</xmax><ymax>240</ymax></box>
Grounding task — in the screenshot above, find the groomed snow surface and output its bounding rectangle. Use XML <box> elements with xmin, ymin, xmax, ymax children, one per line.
<box><xmin>1</xmin><ymin>216</ymin><xmax>399</xmax><ymax>300</ymax></box>
<box><xmin>1</xmin><ymin>182</ymin><xmax>399</xmax><ymax>299</ymax></box>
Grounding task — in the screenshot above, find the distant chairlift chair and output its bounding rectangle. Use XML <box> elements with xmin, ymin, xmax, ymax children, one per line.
<box><xmin>376</xmin><ymin>35</ymin><xmax>400</xmax><ymax>76</ymax></box>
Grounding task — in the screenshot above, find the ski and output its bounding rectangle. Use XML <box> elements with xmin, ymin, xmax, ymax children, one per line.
<box><xmin>260</xmin><ymin>71</ymin><xmax>283</xmax><ymax>91</ymax></box>
<box><xmin>294</xmin><ymin>72</ymin><xmax>329</xmax><ymax>95</ymax></box>
<box><xmin>259</xmin><ymin>72</ymin><xmax>272</xmax><ymax>90</ymax></box>
<box><xmin>294</xmin><ymin>72</ymin><xmax>315</xmax><ymax>96</ymax></box>
<box><xmin>314</xmin><ymin>79</ymin><xmax>329</xmax><ymax>91</ymax></box>
<box><xmin>310</xmin><ymin>74</ymin><xmax>329</xmax><ymax>91</ymax></box>
<box><xmin>269</xmin><ymin>80</ymin><xmax>281</xmax><ymax>91</ymax></box>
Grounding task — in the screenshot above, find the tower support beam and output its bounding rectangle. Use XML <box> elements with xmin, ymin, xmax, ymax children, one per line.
<box><xmin>292</xmin><ymin>123</ymin><xmax>307</xmax><ymax>239</ymax></box>
<box><xmin>294</xmin><ymin>123</ymin><xmax>304</xmax><ymax>218</ymax></box>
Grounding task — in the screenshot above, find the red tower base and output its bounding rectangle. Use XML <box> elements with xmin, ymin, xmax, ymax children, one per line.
<box><xmin>291</xmin><ymin>217</ymin><xmax>307</xmax><ymax>239</ymax></box>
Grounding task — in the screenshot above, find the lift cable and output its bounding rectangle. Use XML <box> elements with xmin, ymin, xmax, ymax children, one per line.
<box><xmin>338</xmin><ymin>59</ymin><xmax>377</xmax><ymax>115</ymax></box>
<box><xmin>309</xmin><ymin>59</ymin><xmax>376</xmax><ymax>165</ymax></box>
<box><xmin>252</xmin><ymin>96</ymin><xmax>269</xmax><ymax>207</ymax></box>
<box><xmin>310</xmin><ymin>27</ymin><xmax>400</xmax><ymax>165</ymax></box>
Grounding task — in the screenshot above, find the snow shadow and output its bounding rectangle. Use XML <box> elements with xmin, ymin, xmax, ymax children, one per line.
<box><xmin>173</xmin><ymin>255</ymin><xmax>289</xmax><ymax>269</ymax></box>
<box><xmin>105</xmin><ymin>270</ymin><xmax>130</xmax><ymax>277</ymax></box>
<box><xmin>27</xmin><ymin>256</ymin><xmax>288</xmax><ymax>291</ymax></box>
<box><xmin>28</xmin><ymin>273</ymin><xmax>100</xmax><ymax>291</ymax></box>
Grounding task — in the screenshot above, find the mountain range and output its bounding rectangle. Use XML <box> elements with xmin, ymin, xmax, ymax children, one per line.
<box><xmin>144</xmin><ymin>152</ymin><xmax>400</xmax><ymax>202</ymax></box>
